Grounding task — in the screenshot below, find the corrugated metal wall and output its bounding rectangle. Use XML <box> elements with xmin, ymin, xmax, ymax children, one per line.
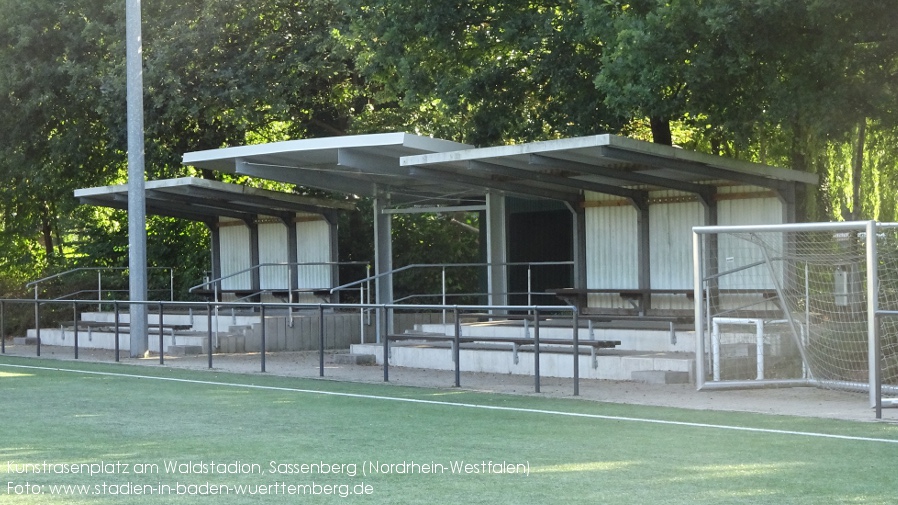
<box><xmin>219</xmin><ymin>218</ymin><xmax>252</xmax><ymax>290</ymax></box>
<box><xmin>259</xmin><ymin>219</ymin><xmax>290</xmax><ymax>290</ymax></box>
<box><xmin>716</xmin><ymin>187</ymin><xmax>784</xmax><ymax>291</ymax></box>
<box><xmin>584</xmin><ymin>186</ymin><xmax>785</xmax><ymax>311</ymax></box>
<box><xmin>584</xmin><ymin>192</ymin><xmax>637</xmax><ymax>308</ymax></box>
<box><xmin>296</xmin><ymin>215</ymin><xmax>332</xmax><ymax>289</ymax></box>
<box><xmin>649</xmin><ymin>190</ymin><xmax>706</xmax><ymax>291</ymax></box>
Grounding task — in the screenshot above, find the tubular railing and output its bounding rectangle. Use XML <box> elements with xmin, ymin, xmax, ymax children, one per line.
<box><xmin>188</xmin><ymin>261</ymin><xmax>370</xmax><ymax>331</ymax></box>
<box><xmin>331</xmin><ymin>261</ymin><xmax>575</xmax><ymax>306</ymax></box>
<box><xmin>189</xmin><ymin>261</ymin><xmax>371</xmax><ymax>302</ymax></box>
<box><xmin>26</xmin><ymin>267</ymin><xmax>175</xmax><ymax>303</ymax></box>
<box><xmin>0</xmin><ymin>298</ymin><xmax>585</xmax><ymax>396</ymax></box>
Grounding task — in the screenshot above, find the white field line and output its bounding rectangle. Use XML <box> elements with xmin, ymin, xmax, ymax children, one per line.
<box><xmin>2</xmin><ymin>362</ymin><xmax>898</xmax><ymax>445</ymax></box>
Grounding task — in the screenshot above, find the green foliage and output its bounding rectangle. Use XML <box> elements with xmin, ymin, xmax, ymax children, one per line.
<box><xmin>353</xmin><ymin>0</ymin><xmax>623</xmax><ymax>145</ymax></box>
<box><xmin>2</xmin><ymin>0</ymin><xmax>898</xmax><ymax>301</ymax></box>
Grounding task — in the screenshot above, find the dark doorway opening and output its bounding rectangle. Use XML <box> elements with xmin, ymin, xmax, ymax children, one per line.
<box><xmin>507</xmin><ymin>208</ymin><xmax>572</xmax><ymax>306</ymax></box>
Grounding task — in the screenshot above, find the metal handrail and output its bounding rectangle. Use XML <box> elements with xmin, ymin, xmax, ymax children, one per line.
<box><xmin>331</xmin><ymin>260</ymin><xmax>574</xmax><ymax>292</ymax></box>
<box><xmin>2</xmin><ymin>297</ymin><xmax>584</xmax><ymax>395</ymax></box>
<box><xmin>331</xmin><ymin>261</ymin><xmax>575</xmax><ymax>305</ymax></box>
<box><xmin>189</xmin><ymin>261</ymin><xmax>370</xmax><ymax>295</ymax></box>
<box><xmin>26</xmin><ymin>266</ymin><xmax>175</xmax><ymax>301</ymax></box>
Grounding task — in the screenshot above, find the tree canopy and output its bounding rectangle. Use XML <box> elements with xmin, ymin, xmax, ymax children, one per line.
<box><xmin>1</xmin><ymin>0</ymin><xmax>896</xmax><ymax>296</ymax></box>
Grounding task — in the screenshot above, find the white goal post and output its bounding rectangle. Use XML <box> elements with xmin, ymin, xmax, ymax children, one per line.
<box><xmin>692</xmin><ymin>221</ymin><xmax>898</xmax><ymax>415</ymax></box>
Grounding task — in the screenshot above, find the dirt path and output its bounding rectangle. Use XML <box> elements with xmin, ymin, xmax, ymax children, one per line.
<box><xmin>3</xmin><ymin>344</ymin><xmax>896</xmax><ymax>423</ymax></box>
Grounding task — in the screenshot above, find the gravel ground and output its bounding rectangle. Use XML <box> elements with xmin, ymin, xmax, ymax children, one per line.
<box><xmin>3</xmin><ymin>343</ymin><xmax>897</xmax><ymax>424</ymax></box>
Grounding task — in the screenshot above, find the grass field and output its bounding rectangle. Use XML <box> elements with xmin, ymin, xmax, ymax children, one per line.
<box><xmin>1</xmin><ymin>355</ymin><xmax>897</xmax><ymax>504</ymax></box>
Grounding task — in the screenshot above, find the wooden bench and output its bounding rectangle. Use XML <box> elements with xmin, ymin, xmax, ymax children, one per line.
<box><xmin>61</xmin><ymin>320</ymin><xmax>193</xmax><ymax>335</ymax></box>
<box><xmin>192</xmin><ymin>288</ymin><xmax>332</xmax><ymax>302</ymax></box>
<box><xmin>386</xmin><ymin>332</ymin><xmax>620</xmax><ymax>369</ymax></box>
<box><xmin>548</xmin><ymin>288</ymin><xmax>695</xmax><ymax>315</ymax></box>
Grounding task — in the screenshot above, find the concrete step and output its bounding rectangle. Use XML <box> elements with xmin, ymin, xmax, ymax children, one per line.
<box><xmin>334</xmin><ymin>353</ymin><xmax>376</xmax><ymax>365</ymax></box>
<box><xmin>631</xmin><ymin>370</ymin><xmax>691</xmax><ymax>384</ymax></box>
<box><xmin>167</xmin><ymin>345</ymin><xmax>204</xmax><ymax>356</ymax></box>
<box><xmin>13</xmin><ymin>336</ymin><xmax>37</xmax><ymax>345</ymax></box>
<box><xmin>351</xmin><ymin>342</ymin><xmax>694</xmax><ymax>382</ymax></box>
<box><xmin>218</xmin><ymin>335</ymin><xmax>246</xmax><ymax>353</ymax></box>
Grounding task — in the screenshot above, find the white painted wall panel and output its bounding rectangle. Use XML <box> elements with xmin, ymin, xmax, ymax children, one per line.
<box><xmin>716</xmin><ymin>187</ymin><xmax>784</xmax><ymax>291</ymax></box>
<box><xmin>584</xmin><ymin>192</ymin><xmax>637</xmax><ymax>308</ymax></box>
<box><xmin>259</xmin><ymin>220</ymin><xmax>290</xmax><ymax>290</ymax></box>
<box><xmin>296</xmin><ymin>216</ymin><xmax>332</xmax><ymax>289</ymax></box>
<box><xmin>650</xmin><ymin>192</ymin><xmax>705</xmax><ymax>291</ymax></box>
<box><xmin>219</xmin><ymin>219</ymin><xmax>251</xmax><ymax>290</ymax></box>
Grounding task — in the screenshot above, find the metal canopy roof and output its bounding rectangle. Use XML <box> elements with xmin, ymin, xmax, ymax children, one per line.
<box><xmin>401</xmin><ymin>134</ymin><xmax>819</xmax><ymax>206</ymax></box>
<box><xmin>182</xmin><ymin>132</ymin><xmax>478</xmax><ymax>206</ymax></box>
<box><xmin>74</xmin><ymin>177</ymin><xmax>355</xmax><ymax>224</ymax></box>
<box><xmin>181</xmin><ymin>133</ymin><xmax>818</xmax><ymax>209</ymax></box>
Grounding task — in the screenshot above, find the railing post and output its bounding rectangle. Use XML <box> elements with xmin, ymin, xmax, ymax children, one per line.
<box><xmin>573</xmin><ymin>308</ymin><xmax>579</xmax><ymax>396</ymax></box>
<box><xmin>260</xmin><ymin>304</ymin><xmax>267</xmax><ymax>373</ymax></box>
<box><xmin>73</xmin><ymin>301</ymin><xmax>79</xmax><ymax>360</ymax></box>
<box><xmin>442</xmin><ymin>267</ymin><xmax>447</xmax><ymax>324</ymax></box>
<box><xmin>318</xmin><ymin>304</ymin><xmax>325</xmax><ymax>377</ymax></box>
<box><xmin>158</xmin><ymin>302</ymin><xmax>165</xmax><ymax>365</ymax></box>
<box><xmin>114</xmin><ymin>301</ymin><xmax>120</xmax><ymax>362</ymax></box>
<box><xmin>382</xmin><ymin>306</ymin><xmax>389</xmax><ymax>382</ymax></box>
<box><xmin>359</xmin><ymin>285</ymin><xmax>366</xmax><ymax>344</ymax></box>
<box><xmin>0</xmin><ymin>300</ymin><xmax>4</xmax><ymax>354</ymax></box>
<box><xmin>533</xmin><ymin>307</ymin><xmax>540</xmax><ymax>393</ymax></box>
<box><xmin>33</xmin><ymin>285</ymin><xmax>40</xmax><ymax>357</ymax></box>
<box><xmin>207</xmin><ymin>303</ymin><xmax>213</xmax><ymax>369</ymax></box>
<box><xmin>454</xmin><ymin>307</ymin><xmax>461</xmax><ymax>387</ymax></box>
<box><xmin>528</xmin><ymin>265</ymin><xmax>533</xmax><ymax>306</ymax></box>
<box><xmin>97</xmin><ymin>270</ymin><xmax>103</xmax><ymax>311</ymax></box>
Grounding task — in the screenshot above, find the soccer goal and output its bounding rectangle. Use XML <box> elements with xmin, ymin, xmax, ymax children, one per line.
<box><xmin>692</xmin><ymin>221</ymin><xmax>898</xmax><ymax>412</ymax></box>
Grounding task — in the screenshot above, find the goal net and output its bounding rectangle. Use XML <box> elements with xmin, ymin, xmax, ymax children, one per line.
<box><xmin>693</xmin><ymin>221</ymin><xmax>898</xmax><ymax>408</ymax></box>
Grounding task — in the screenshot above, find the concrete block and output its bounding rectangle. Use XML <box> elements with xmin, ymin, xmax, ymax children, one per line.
<box><xmin>13</xmin><ymin>337</ymin><xmax>37</xmax><ymax>345</ymax></box>
<box><xmin>168</xmin><ymin>345</ymin><xmax>203</xmax><ymax>356</ymax></box>
<box><xmin>333</xmin><ymin>353</ymin><xmax>376</xmax><ymax>365</ymax></box>
<box><xmin>631</xmin><ymin>370</ymin><xmax>690</xmax><ymax>384</ymax></box>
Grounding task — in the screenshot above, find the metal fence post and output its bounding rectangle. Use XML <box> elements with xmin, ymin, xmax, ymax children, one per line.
<box><xmin>454</xmin><ymin>307</ymin><xmax>461</xmax><ymax>387</ymax></box>
<box><xmin>0</xmin><ymin>300</ymin><xmax>4</xmax><ymax>354</ymax></box>
<box><xmin>158</xmin><ymin>302</ymin><xmax>165</xmax><ymax>365</ymax></box>
<box><xmin>318</xmin><ymin>304</ymin><xmax>325</xmax><ymax>377</ymax></box>
<box><xmin>260</xmin><ymin>304</ymin><xmax>267</xmax><ymax>373</ymax></box>
<box><xmin>382</xmin><ymin>306</ymin><xmax>389</xmax><ymax>382</ymax></box>
<box><xmin>207</xmin><ymin>303</ymin><xmax>213</xmax><ymax>369</ymax></box>
<box><xmin>533</xmin><ymin>307</ymin><xmax>540</xmax><ymax>393</ymax></box>
<box><xmin>114</xmin><ymin>301</ymin><xmax>120</xmax><ymax>362</ymax></box>
<box><xmin>34</xmin><ymin>300</ymin><xmax>40</xmax><ymax>357</ymax></box>
<box><xmin>73</xmin><ymin>301</ymin><xmax>79</xmax><ymax>360</ymax></box>
<box><xmin>573</xmin><ymin>308</ymin><xmax>579</xmax><ymax>396</ymax></box>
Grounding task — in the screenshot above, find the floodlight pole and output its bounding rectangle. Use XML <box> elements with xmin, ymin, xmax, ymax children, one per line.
<box><xmin>126</xmin><ymin>0</ymin><xmax>149</xmax><ymax>356</ymax></box>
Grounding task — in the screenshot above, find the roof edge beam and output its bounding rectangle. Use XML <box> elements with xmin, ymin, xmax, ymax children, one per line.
<box><xmin>529</xmin><ymin>154</ymin><xmax>714</xmax><ymax>207</ymax></box>
<box><xmin>596</xmin><ymin>146</ymin><xmax>791</xmax><ymax>194</ymax></box>
<box><xmin>383</xmin><ymin>204</ymin><xmax>487</xmax><ymax>215</ymax></box>
<box><xmin>468</xmin><ymin>160</ymin><xmax>647</xmax><ymax>204</ymax></box>
<box><xmin>407</xmin><ymin>165</ymin><xmax>580</xmax><ymax>204</ymax></box>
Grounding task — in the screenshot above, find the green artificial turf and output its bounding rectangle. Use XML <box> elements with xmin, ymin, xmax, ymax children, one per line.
<box><xmin>1</xmin><ymin>356</ymin><xmax>897</xmax><ymax>504</ymax></box>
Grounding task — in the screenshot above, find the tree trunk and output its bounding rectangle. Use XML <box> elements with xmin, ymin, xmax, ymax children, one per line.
<box><xmin>851</xmin><ymin>119</ymin><xmax>866</xmax><ymax>220</ymax></box>
<box><xmin>649</xmin><ymin>117</ymin><xmax>673</xmax><ymax>146</ymax></box>
<box><xmin>40</xmin><ymin>204</ymin><xmax>54</xmax><ymax>260</ymax></box>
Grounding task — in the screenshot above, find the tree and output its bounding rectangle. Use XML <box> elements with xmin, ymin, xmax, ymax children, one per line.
<box><xmin>584</xmin><ymin>0</ymin><xmax>898</xmax><ymax>219</ymax></box>
<box><xmin>353</xmin><ymin>0</ymin><xmax>624</xmax><ymax>145</ymax></box>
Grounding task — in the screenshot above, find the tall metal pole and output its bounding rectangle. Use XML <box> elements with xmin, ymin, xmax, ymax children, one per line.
<box><xmin>126</xmin><ymin>0</ymin><xmax>149</xmax><ymax>356</ymax></box>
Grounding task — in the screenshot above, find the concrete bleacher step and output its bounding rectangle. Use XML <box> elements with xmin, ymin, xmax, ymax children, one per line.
<box><xmin>631</xmin><ymin>370</ymin><xmax>691</xmax><ymax>384</ymax></box>
<box><xmin>167</xmin><ymin>345</ymin><xmax>204</xmax><ymax>356</ymax></box>
<box><xmin>334</xmin><ymin>353</ymin><xmax>376</xmax><ymax>365</ymax></box>
<box><xmin>218</xmin><ymin>335</ymin><xmax>246</xmax><ymax>353</ymax></box>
